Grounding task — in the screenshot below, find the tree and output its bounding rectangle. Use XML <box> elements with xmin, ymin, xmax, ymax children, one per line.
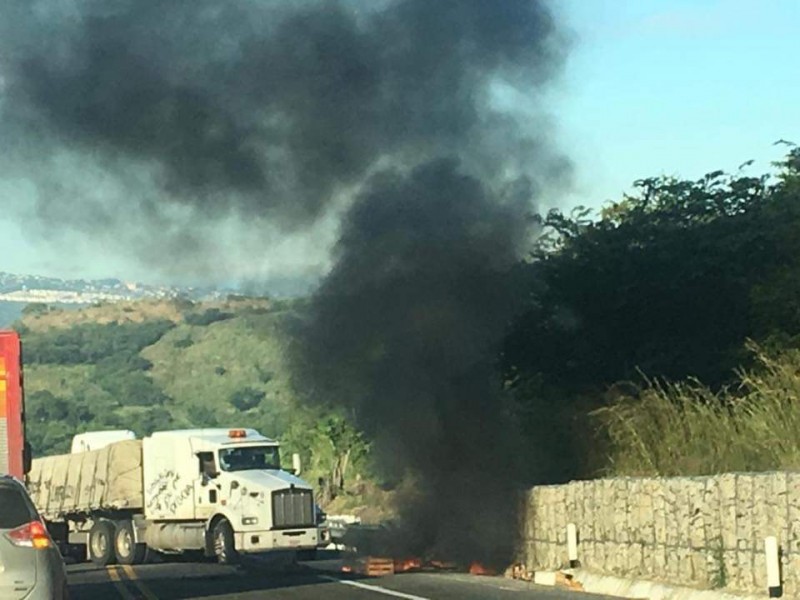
<box><xmin>505</xmin><ymin>154</ymin><xmax>800</xmax><ymax>391</ymax></box>
<box><xmin>318</xmin><ymin>414</ymin><xmax>366</xmax><ymax>499</ymax></box>
<box><xmin>229</xmin><ymin>387</ymin><xmax>265</xmax><ymax>412</ymax></box>
<box><xmin>184</xmin><ymin>309</ymin><xmax>233</xmax><ymax>326</ymax></box>
<box><xmin>502</xmin><ymin>150</ymin><xmax>800</xmax><ymax>481</ymax></box>
<box><xmin>136</xmin><ymin>407</ymin><xmax>174</xmax><ymax>436</ymax></box>
<box><xmin>22</xmin><ymin>320</ymin><xmax>174</xmax><ymax>364</ymax></box>
<box><xmin>280</xmin><ymin>408</ymin><xmax>370</xmax><ymax>503</ymax></box>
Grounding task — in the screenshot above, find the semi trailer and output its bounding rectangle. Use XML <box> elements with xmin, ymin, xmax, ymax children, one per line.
<box><xmin>28</xmin><ymin>428</ymin><xmax>322</xmax><ymax>566</ymax></box>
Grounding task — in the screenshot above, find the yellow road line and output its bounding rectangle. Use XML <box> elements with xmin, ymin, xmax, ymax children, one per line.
<box><xmin>121</xmin><ymin>564</ymin><xmax>160</xmax><ymax>600</ymax></box>
<box><xmin>106</xmin><ymin>566</ymin><xmax>136</xmax><ymax>600</ymax></box>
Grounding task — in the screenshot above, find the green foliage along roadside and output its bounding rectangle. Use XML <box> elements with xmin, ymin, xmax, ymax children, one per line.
<box><xmin>596</xmin><ymin>345</ymin><xmax>800</xmax><ymax>476</ymax></box>
<box><xmin>503</xmin><ymin>147</ymin><xmax>800</xmax><ymax>481</ymax></box>
<box><xmin>19</xmin><ymin>148</ymin><xmax>800</xmax><ymax>490</ymax></box>
<box><xmin>507</xmin><ymin>150</ymin><xmax>800</xmax><ymax>390</ymax></box>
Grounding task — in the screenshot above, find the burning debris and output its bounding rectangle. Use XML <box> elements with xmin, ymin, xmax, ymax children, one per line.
<box><xmin>1</xmin><ymin>0</ymin><xmax>570</xmax><ymax>569</ymax></box>
<box><xmin>342</xmin><ymin>556</ymin><xmax>396</xmax><ymax>578</ymax></box>
<box><xmin>340</xmin><ymin>554</ymin><xmax>463</xmax><ymax>578</ymax></box>
<box><xmin>469</xmin><ymin>562</ymin><xmax>498</xmax><ymax>577</ymax></box>
<box><xmin>393</xmin><ymin>557</ymin><xmax>423</xmax><ymax>574</ymax></box>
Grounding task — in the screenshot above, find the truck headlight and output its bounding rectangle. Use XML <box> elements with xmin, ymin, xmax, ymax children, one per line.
<box><xmin>242</xmin><ymin>517</ymin><xmax>259</xmax><ymax>525</ymax></box>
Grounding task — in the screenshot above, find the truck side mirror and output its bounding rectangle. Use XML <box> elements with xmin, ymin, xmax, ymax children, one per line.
<box><xmin>292</xmin><ymin>453</ymin><xmax>302</xmax><ymax>476</ymax></box>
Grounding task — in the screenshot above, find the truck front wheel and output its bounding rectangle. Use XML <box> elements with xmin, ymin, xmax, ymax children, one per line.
<box><xmin>211</xmin><ymin>519</ymin><xmax>238</xmax><ymax>565</ymax></box>
<box><xmin>114</xmin><ymin>520</ymin><xmax>148</xmax><ymax>565</ymax></box>
<box><xmin>88</xmin><ymin>520</ymin><xmax>117</xmax><ymax>566</ymax></box>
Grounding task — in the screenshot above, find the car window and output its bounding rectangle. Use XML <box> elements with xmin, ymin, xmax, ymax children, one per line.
<box><xmin>0</xmin><ymin>486</ymin><xmax>35</xmax><ymax>529</ymax></box>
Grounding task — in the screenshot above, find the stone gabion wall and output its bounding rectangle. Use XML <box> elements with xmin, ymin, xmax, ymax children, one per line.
<box><xmin>520</xmin><ymin>473</ymin><xmax>800</xmax><ymax>596</ymax></box>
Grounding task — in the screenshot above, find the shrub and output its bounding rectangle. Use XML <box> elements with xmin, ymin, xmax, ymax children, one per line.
<box><xmin>174</xmin><ymin>337</ymin><xmax>194</xmax><ymax>349</ymax></box>
<box><xmin>595</xmin><ymin>345</ymin><xmax>800</xmax><ymax>476</ymax></box>
<box><xmin>229</xmin><ymin>387</ymin><xmax>265</xmax><ymax>412</ymax></box>
<box><xmin>22</xmin><ymin>320</ymin><xmax>174</xmax><ymax>364</ymax></box>
<box><xmin>184</xmin><ymin>309</ymin><xmax>233</xmax><ymax>327</ymax></box>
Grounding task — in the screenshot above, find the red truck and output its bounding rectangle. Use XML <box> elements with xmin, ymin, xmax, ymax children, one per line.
<box><xmin>0</xmin><ymin>330</ymin><xmax>29</xmax><ymax>479</ymax></box>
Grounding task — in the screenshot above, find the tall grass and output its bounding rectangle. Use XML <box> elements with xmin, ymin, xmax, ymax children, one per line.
<box><xmin>595</xmin><ymin>345</ymin><xmax>800</xmax><ymax>476</ymax></box>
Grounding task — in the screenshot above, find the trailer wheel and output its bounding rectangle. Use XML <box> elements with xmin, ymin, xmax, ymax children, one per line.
<box><xmin>114</xmin><ymin>520</ymin><xmax>148</xmax><ymax>565</ymax></box>
<box><xmin>211</xmin><ymin>519</ymin><xmax>238</xmax><ymax>565</ymax></box>
<box><xmin>88</xmin><ymin>520</ymin><xmax>117</xmax><ymax>566</ymax></box>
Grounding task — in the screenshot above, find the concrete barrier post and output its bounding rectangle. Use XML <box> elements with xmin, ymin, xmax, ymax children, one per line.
<box><xmin>567</xmin><ymin>523</ymin><xmax>579</xmax><ymax>568</ymax></box>
<box><xmin>765</xmin><ymin>536</ymin><xmax>782</xmax><ymax>598</ymax></box>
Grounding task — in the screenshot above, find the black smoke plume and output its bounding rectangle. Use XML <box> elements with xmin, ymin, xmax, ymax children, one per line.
<box><xmin>294</xmin><ymin>160</ymin><xmax>536</xmax><ymax>565</ymax></box>
<box><xmin>1</xmin><ymin>0</ymin><xmax>565</xmax><ymax>239</ymax></box>
<box><xmin>1</xmin><ymin>0</ymin><xmax>569</xmax><ymax>564</ymax></box>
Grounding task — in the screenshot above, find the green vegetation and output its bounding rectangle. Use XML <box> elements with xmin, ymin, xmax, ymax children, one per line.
<box><xmin>709</xmin><ymin>536</ymin><xmax>728</xmax><ymax>589</ymax></box>
<box><xmin>596</xmin><ymin>346</ymin><xmax>800</xmax><ymax>476</ymax></box>
<box><xmin>504</xmin><ymin>146</ymin><xmax>800</xmax><ymax>479</ymax></box>
<box><xmin>229</xmin><ymin>387</ymin><xmax>265</xmax><ymax>411</ymax></box>
<box><xmin>19</xmin><ymin>299</ymin><xmax>371</xmax><ymax>507</ymax></box>
<box><xmin>22</xmin><ymin>320</ymin><xmax>175</xmax><ymax>365</ymax></box>
<box><xmin>18</xmin><ymin>147</ymin><xmax>800</xmax><ymax>503</ymax></box>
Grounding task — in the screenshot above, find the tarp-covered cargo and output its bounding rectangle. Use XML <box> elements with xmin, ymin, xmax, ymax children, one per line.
<box><xmin>27</xmin><ymin>440</ymin><xmax>143</xmax><ymax>519</ymax></box>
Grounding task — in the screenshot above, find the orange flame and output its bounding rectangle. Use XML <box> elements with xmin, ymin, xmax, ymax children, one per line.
<box><xmin>469</xmin><ymin>562</ymin><xmax>497</xmax><ymax>576</ymax></box>
<box><xmin>393</xmin><ymin>557</ymin><xmax>422</xmax><ymax>573</ymax></box>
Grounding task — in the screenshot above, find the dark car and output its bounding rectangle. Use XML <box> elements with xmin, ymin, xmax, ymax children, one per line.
<box><xmin>0</xmin><ymin>475</ymin><xmax>69</xmax><ymax>600</ymax></box>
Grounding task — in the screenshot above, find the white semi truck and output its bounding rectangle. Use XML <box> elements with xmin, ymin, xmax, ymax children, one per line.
<box><xmin>27</xmin><ymin>428</ymin><xmax>323</xmax><ymax>566</ymax></box>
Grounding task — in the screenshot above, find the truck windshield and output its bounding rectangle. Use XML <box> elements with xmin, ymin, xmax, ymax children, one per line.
<box><xmin>218</xmin><ymin>446</ymin><xmax>281</xmax><ymax>472</ymax></box>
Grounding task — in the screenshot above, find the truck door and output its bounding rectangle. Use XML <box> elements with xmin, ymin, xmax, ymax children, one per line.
<box><xmin>143</xmin><ymin>438</ymin><xmax>197</xmax><ymax>521</ymax></box>
<box><xmin>193</xmin><ymin>452</ymin><xmax>219</xmax><ymax>520</ymax></box>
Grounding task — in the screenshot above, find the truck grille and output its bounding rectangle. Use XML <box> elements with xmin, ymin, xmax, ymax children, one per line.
<box><xmin>272</xmin><ymin>487</ymin><xmax>314</xmax><ymax>529</ymax></box>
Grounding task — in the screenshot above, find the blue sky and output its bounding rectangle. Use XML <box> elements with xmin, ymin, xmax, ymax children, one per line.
<box><xmin>1</xmin><ymin>0</ymin><xmax>799</xmax><ymax>282</ymax></box>
<box><xmin>554</xmin><ymin>0</ymin><xmax>800</xmax><ymax>208</ymax></box>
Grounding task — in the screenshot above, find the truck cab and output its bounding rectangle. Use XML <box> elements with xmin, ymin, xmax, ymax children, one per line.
<box><xmin>28</xmin><ymin>427</ymin><xmax>321</xmax><ymax>566</ymax></box>
<box><xmin>142</xmin><ymin>428</ymin><xmax>319</xmax><ymax>561</ymax></box>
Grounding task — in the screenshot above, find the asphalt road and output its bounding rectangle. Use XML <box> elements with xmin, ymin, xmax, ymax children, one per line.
<box><xmin>66</xmin><ymin>556</ymin><xmax>622</xmax><ymax>600</ymax></box>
